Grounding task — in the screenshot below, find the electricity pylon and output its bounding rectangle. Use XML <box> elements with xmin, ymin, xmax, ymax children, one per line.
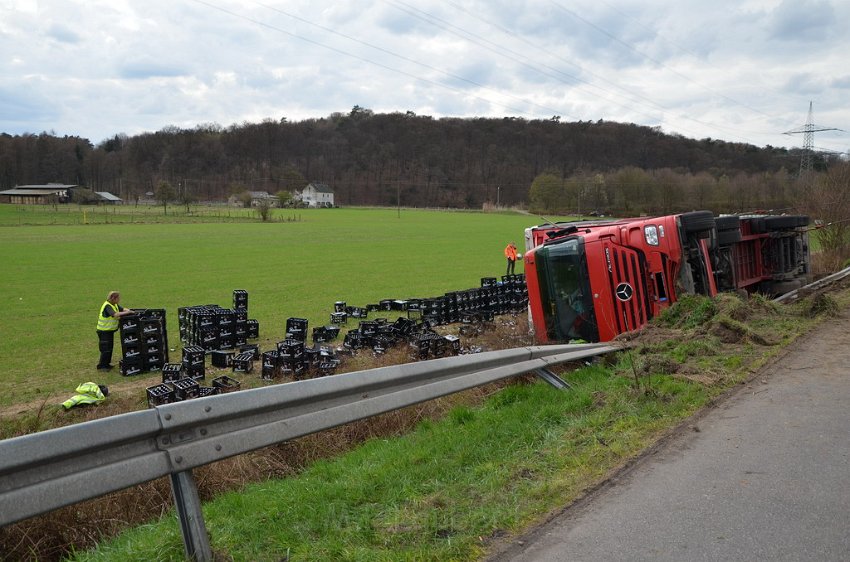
<box><xmin>784</xmin><ymin>101</ymin><xmax>840</xmax><ymax>175</ymax></box>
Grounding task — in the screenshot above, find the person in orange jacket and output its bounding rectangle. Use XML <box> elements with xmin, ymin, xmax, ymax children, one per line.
<box><xmin>504</xmin><ymin>241</ymin><xmax>519</xmax><ymax>275</ymax></box>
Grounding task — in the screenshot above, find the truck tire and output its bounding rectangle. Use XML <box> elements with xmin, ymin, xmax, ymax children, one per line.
<box><xmin>715</xmin><ymin>216</ymin><xmax>741</xmax><ymax>246</ymax></box>
<box><xmin>764</xmin><ymin>215</ymin><xmax>809</xmax><ymax>230</ymax></box>
<box><xmin>715</xmin><ymin>216</ymin><xmax>740</xmax><ymax>231</ymax></box>
<box><xmin>717</xmin><ymin>227</ymin><xmax>742</xmax><ymax>246</ymax></box>
<box><xmin>681</xmin><ymin>211</ymin><xmax>715</xmax><ymax>238</ymax></box>
<box><xmin>749</xmin><ymin>217</ymin><xmax>767</xmax><ymax>234</ymax></box>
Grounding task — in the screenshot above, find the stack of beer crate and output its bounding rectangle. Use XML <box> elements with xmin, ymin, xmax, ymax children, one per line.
<box><xmin>119</xmin><ymin>308</ymin><xmax>168</xmax><ymax>376</ymax></box>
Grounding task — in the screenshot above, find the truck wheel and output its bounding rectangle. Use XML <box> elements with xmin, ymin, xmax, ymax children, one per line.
<box><xmin>717</xmin><ymin>228</ymin><xmax>742</xmax><ymax>246</ymax></box>
<box><xmin>681</xmin><ymin>211</ymin><xmax>715</xmax><ymax>238</ymax></box>
<box><xmin>715</xmin><ymin>216</ymin><xmax>740</xmax><ymax>231</ymax></box>
<box><xmin>715</xmin><ymin>216</ymin><xmax>741</xmax><ymax>246</ymax></box>
<box><xmin>764</xmin><ymin>215</ymin><xmax>809</xmax><ymax>230</ymax></box>
<box><xmin>749</xmin><ymin>217</ymin><xmax>767</xmax><ymax>234</ymax></box>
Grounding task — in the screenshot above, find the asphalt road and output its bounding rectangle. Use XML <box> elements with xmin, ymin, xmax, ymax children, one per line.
<box><xmin>492</xmin><ymin>312</ymin><xmax>850</xmax><ymax>562</ymax></box>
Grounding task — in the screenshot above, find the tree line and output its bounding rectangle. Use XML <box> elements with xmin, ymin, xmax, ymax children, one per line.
<box><xmin>0</xmin><ymin>106</ymin><xmax>837</xmax><ymax>212</ymax></box>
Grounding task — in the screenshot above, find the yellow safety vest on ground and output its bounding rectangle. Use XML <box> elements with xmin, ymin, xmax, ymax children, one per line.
<box><xmin>62</xmin><ymin>382</ymin><xmax>107</xmax><ymax>409</ymax></box>
<box><xmin>96</xmin><ymin>301</ymin><xmax>119</xmax><ymax>331</ymax></box>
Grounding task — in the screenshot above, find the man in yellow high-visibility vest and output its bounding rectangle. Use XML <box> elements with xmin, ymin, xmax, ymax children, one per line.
<box><xmin>96</xmin><ymin>291</ymin><xmax>134</xmax><ymax>370</ymax></box>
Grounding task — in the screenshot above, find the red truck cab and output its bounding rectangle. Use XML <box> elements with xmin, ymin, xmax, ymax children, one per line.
<box><xmin>524</xmin><ymin>211</ymin><xmax>722</xmax><ymax>343</ymax></box>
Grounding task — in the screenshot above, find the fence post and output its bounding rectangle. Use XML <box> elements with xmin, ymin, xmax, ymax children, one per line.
<box><xmin>170</xmin><ymin>470</ymin><xmax>212</xmax><ymax>562</ymax></box>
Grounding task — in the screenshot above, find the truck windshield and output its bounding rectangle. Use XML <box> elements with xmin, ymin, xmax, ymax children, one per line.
<box><xmin>535</xmin><ymin>238</ymin><xmax>599</xmax><ymax>342</ymax></box>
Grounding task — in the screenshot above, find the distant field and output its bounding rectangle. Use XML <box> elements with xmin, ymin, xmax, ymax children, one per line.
<box><xmin>0</xmin><ymin>206</ymin><xmax>552</xmax><ymax>408</ymax></box>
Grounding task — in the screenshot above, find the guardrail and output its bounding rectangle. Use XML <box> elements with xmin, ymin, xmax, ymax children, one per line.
<box><xmin>774</xmin><ymin>265</ymin><xmax>850</xmax><ymax>303</ymax></box>
<box><xmin>0</xmin><ymin>342</ymin><xmax>617</xmax><ymax>561</ymax></box>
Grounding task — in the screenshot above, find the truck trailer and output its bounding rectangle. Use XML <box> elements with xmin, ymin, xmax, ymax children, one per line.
<box><xmin>523</xmin><ymin>211</ymin><xmax>811</xmax><ymax>343</ymax></box>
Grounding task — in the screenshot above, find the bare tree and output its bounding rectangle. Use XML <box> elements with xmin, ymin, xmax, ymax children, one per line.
<box><xmin>802</xmin><ymin>162</ymin><xmax>850</xmax><ymax>270</ymax></box>
<box><xmin>155</xmin><ymin>181</ymin><xmax>175</xmax><ymax>215</ymax></box>
<box><xmin>255</xmin><ymin>198</ymin><xmax>273</xmax><ymax>222</ymax></box>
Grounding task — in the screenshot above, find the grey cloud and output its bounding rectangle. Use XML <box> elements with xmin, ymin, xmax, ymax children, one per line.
<box><xmin>782</xmin><ymin>72</ymin><xmax>827</xmax><ymax>96</ymax></box>
<box><xmin>46</xmin><ymin>23</ymin><xmax>81</xmax><ymax>44</ymax></box>
<box><xmin>0</xmin><ymin>87</ymin><xmax>54</xmax><ymax>120</ymax></box>
<box><xmin>769</xmin><ymin>0</ymin><xmax>836</xmax><ymax>42</ymax></box>
<box><xmin>118</xmin><ymin>59</ymin><xmax>186</xmax><ymax>80</ymax></box>
<box><xmin>830</xmin><ymin>76</ymin><xmax>850</xmax><ymax>89</ymax></box>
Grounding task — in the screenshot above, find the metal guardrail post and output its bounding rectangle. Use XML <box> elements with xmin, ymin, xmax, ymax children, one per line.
<box><xmin>170</xmin><ymin>470</ymin><xmax>212</xmax><ymax>562</ymax></box>
<box><xmin>534</xmin><ymin>367</ymin><xmax>572</xmax><ymax>389</ymax></box>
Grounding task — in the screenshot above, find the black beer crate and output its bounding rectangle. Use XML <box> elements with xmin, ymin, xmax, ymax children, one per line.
<box><xmin>277</xmin><ymin>339</ymin><xmax>304</xmax><ymax>360</ymax></box>
<box><xmin>146</xmin><ymin>384</ymin><xmax>174</xmax><ymax>407</ymax></box>
<box><xmin>216</xmin><ymin>309</ymin><xmax>235</xmax><ymax>328</ymax></box>
<box><xmin>143</xmin><ymin>354</ymin><xmax>164</xmax><ymax>371</ymax></box>
<box><xmin>318</xmin><ymin>360</ymin><xmax>339</xmax><ymax>376</ymax></box>
<box><xmin>330</xmin><ymin>312</ymin><xmax>347</xmax><ymax>325</ymax></box>
<box><xmin>162</xmin><ymin>363</ymin><xmax>183</xmax><ymax>383</ymax></box>
<box><xmin>198</xmin><ymin>386</ymin><xmax>219</xmax><ymax>398</ymax></box>
<box><xmin>235</xmin><ymin>310</ymin><xmax>248</xmax><ymax>323</ymax></box>
<box><xmin>231</xmin><ymin>352</ymin><xmax>254</xmax><ymax>373</ymax></box>
<box><xmin>261</xmin><ymin>350</ymin><xmax>280</xmax><ymax>380</ymax></box>
<box><xmin>120</xmin><ymin>357</ymin><xmax>143</xmax><ymax>377</ymax></box>
<box><xmin>212</xmin><ymin>375</ymin><xmax>241</xmax><ymax>393</ymax></box>
<box><xmin>186</xmin><ymin>364</ymin><xmax>205</xmax><ymax>381</ymax></box>
<box><xmin>312</xmin><ymin>325</ymin><xmax>340</xmax><ymax>343</ymax></box>
<box><xmin>349</xmin><ymin>307</ymin><xmax>367</xmax><ymax>319</ymax></box>
<box><xmin>303</xmin><ymin>346</ymin><xmax>319</xmax><ymax>365</ymax></box>
<box><xmin>233</xmin><ymin>289</ymin><xmax>248</xmax><ymax>311</ymax></box>
<box><xmin>182</xmin><ymin>345</ymin><xmax>205</xmax><ymax>368</ymax></box>
<box><xmin>247</xmin><ymin>319</ymin><xmax>259</xmax><ymax>339</ymax></box>
<box><xmin>334</xmin><ymin>301</ymin><xmax>346</xmax><ymax>313</ymax></box>
<box><xmin>122</xmin><ymin>345</ymin><xmax>141</xmax><ymax>360</ymax></box>
<box><xmin>173</xmin><ymin>378</ymin><xmax>200</xmax><ymax>401</ymax></box>
<box><xmin>121</xmin><ymin>332</ymin><xmax>140</xmax><ymax>348</ymax></box>
<box><xmin>238</xmin><ymin>343</ymin><xmax>260</xmax><ymax>360</ymax></box>
<box><xmin>343</xmin><ymin>329</ymin><xmax>363</xmax><ymax>349</ymax></box>
<box><xmin>119</xmin><ymin>315</ymin><xmax>141</xmax><ymax>334</ymax></box>
<box><xmin>143</xmin><ymin>333</ymin><xmax>162</xmax><ymax>346</ymax></box>
<box><xmin>444</xmin><ymin>334</ymin><xmax>461</xmax><ymax>354</ymax></box>
<box><xmin>210</xmin><ymin>350</ymin><xmax>234</xmax><ymax>368</ymax></box>
<box><xmin>285</xmin><ymin>317</ymin><xmax>309</xmax><ymax>341</ymax></box>
<box><xmin>142</xmin><ymin>318</ymin><xmax>163</xmax><ymax>336</ymax></box>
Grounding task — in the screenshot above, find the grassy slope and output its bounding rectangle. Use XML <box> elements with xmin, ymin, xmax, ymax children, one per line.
<box><xmin>74</xmin><ymin>369</ymin><xmax>708</xmax><ymax>562</ymax></box>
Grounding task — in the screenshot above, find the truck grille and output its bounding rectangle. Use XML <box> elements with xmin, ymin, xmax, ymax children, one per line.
<box><xmin>606</xmin><ymin>246</ymin><xmax>650</xmax><ymax>334</ymax></box>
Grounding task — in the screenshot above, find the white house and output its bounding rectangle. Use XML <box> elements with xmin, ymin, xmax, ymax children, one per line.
<box><xmin>300</xmin><ymin>183</ymin><xmax>335</xmax><ymax>208</ymax></box>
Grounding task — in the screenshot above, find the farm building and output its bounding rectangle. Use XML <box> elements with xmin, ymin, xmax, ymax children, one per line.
<box><xmin>0</xmin><ymin>183</ymin><xmax>75</xmax><ymax>204</ymax></box>
<box><xmin>95</xmin><ymin>192</ymin><xmax>123</xmax><ymax>204</ymax></box>
<box><xmin>300</xmin><ymin>183</ymin><xmax>335</xmax><ymax>208</ymax></box>
<box><xmin>227</xmin><ymin>191</ymin><xmax>280</xmax><ymax>207</ymax></box>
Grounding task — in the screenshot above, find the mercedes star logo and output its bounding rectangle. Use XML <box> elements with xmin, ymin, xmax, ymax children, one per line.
<box><xmin>615</xmin><ymin>282</ymin><xmax>634</xmax><ymax>301</ymax></box>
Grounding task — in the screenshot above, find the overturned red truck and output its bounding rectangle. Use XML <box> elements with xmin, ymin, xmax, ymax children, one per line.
<box><xmin>523</xmin><ymin>211</ymin><xmax>811</xmax><ymax>343</ymax></box>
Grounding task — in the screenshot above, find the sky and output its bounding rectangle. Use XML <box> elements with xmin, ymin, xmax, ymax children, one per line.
<box><xmin>1</xmin><ymin>0</ymin><xmax>848</xmax><ymax>153</ymax></box>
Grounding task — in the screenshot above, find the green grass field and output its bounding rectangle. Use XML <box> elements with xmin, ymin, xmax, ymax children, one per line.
<box><xmin>0</xmin><ymin>205</ymin><xmax>544</xmax><ymax>408</ymax></box>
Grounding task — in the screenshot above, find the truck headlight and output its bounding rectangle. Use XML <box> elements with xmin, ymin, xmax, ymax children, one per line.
<box><xmin>644</xmin><ymin>225</ymin><xmax>659</xmax><ymax>246</ymax></box>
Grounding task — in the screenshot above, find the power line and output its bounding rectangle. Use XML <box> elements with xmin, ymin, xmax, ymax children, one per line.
<box><xmin>434</xmin><ymin>0</ymin><xmax>761</xmax><ymax>143</ymax></box>
<box><xmin>548</xmin><ymin>1</ymin><xmax>775</xmax><ymax>122</ymax></box>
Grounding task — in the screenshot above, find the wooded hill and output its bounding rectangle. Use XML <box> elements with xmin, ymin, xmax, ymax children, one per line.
<box><xmin>0</xmin><ymin>107</ymin><xmax>829</xmax><ymax>213</ymax></box>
